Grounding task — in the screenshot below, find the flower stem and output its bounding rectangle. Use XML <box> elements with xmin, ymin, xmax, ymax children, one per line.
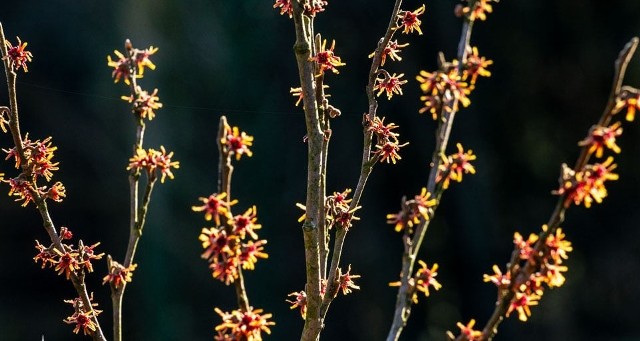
<box><xmin>471</xmin><ymin>36</ymin><xmax>639</xmax><ymax>341</ymax></box>
<box><xmin>0</xmin><ymin>22</ymin><xmax>107</xmax><ymax>341</ymax></box>
<box><xmin>387</xmin><ymin>15</ymin><xmax>475</xmax><ymax>341</ymax></box>
<box><xmin>217</xmin><ymin>115</ymin><xmax>251</xmax><ymax>312</ymax></box>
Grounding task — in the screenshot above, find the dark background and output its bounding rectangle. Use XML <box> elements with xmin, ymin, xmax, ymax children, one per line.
<box><xmin>1</xmin><ymin>1</ymin><xmax>640</xmax><ymax>340</ymax></box>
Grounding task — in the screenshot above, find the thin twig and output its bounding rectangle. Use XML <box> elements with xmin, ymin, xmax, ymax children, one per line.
<box><xmin>387</xmin><ymin>13</ymin><xmax>476</xmax><ymax>341</ymax></box>
<box><xmin>217</xmin><ymin>115</ymin><xmax>251</xmax><ymax>312</ymax></box>
<box><xmin>471</xmin><ymin>36</ymin><xmax>639</xmax><ymax>341</ymax></box>
<box><xmin>0</xmin><ymin>22</ymin><xmax>107</xmax><ymax>341</ymax></box>
<box><xmin>318</xmin><ymin>0</ymin><xmax>403</xmax><ymax>320</ymax></box>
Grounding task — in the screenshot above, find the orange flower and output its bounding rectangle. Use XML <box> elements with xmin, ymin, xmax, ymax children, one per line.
<box><xmin>309</xmin><ymin>39</ymin><xmax>346</xmax><ymax>76</ymax></box>
<box><xmin>3</xmin><ymin>36</ymin><xmax>33</xmax><ymax>72</ymax></box>
<box><xmin>374</xmin><ymin>73</ymin><xmax>408</xmax><ymax>100</ymax></box>
<box><xmin>121</xmin><ymin>87</ymin><xmax>163</xmax><ymax>121</ymax></box>
<box><xmin>370</xmin><ymin>40</ymin><xmax>409</xmax><ymax>66</ymax></box>
<box><xmin>103</xmin><ymin>261</ymin><xmax>138</xmax><ymax>289</ymax></box>
<box><xmin>456</xmin><ymin>319</ymin><xmax>483</xmax><ymax>340</ymax></box>
<box><xmin>222</xmin><ymin>125</ymin><xmax>254</xmax><ymax>160</ymax></box>
<box><xmin>578</xmin><ymin>122</ymin><xmax>622</xmax><ymax>158</ymax></box>
<box><xmin>192</xmin><ymin>192</ymin><xmax>236</xmax><ymax>225</ymax></box>
<box><xmin>396</xmin><ymin>5</ymin><xmax>426</xmax><ymax>35</ymax></box>
<box><xmin>436</xmin><ymin>143</ymin><xmax>477</xmax><ymax>189</ymax></box>
<box><xmin>214</xmin><ymin>307</ymin><xmax>275</xmax><ymax>340</ymax></box>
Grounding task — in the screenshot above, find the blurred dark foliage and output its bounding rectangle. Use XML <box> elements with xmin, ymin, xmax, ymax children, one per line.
<box><xmin>1</xmin><ymin>1</ymin><xmax>640</xmax><ymax>340</ymax></box>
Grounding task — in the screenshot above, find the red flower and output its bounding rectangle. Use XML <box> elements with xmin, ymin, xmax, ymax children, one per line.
<box><xmin>338</xmin><ymin>264</ymin><xmax>361</xmax><ymax>295</ymax></box>
<box><xmin>214</xmin><ymin>306</ymin><xmax>275</xmax><ymax>341</ymax></box>
<box><xmin>3</xmin><ymin>36</ymin><xmax>33</xmax><ymax>72</ymax></box>
<box><xmin>231</xmin><ymin>206</ymin><xmax>262</xmax><ymax>240</ymax></box>
<box><xmin>121</xmin><ymin>87</ymin><xmax>163</xmax><ymax>121</ymax></box>
<box><xmin>310</xmin><ymin>39</ymin><xmax>346</xmax><ymax>76</ymax></box>
<box><xmin>286</xmin><ymin>291</ymin><xmax>308</xmax><ymax>319</ymax></box>
<box><xmin>374</xmin><ymin>73</ymin><xmax>408</xmax><ymax>100</ymax></box>
<box><xmin>103</xmin><ymin>261</ymin><xmax>138</xmax><ymax>289</ymax></box>
<box><xmin>222</xmin><ymin>125</ymin><xmax>254</xmax><ymax>161</ymax></box>
<box><xmin>396</xmin><ymin>5</ymin><xmax>426</xmax><ymax>35</ymax></box>
<box><xmin>273</xmin><ymin>0</ymin><xmax>293</xmax><ymax>18</ymax></box>
<box><xmin>192</xmin><ymin>193</ymin><xmax>236</xmax><ymax>225</ymax></box>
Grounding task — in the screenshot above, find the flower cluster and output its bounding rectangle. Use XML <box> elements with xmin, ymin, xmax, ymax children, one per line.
<box><xmin>390</xmin><ymin>260</ymin><xmax>441</xmax><ymax>303</ymax></box>
<box><xmin>417</xmin><ymin>48</ymin><xmax>491</xmax><ymax>119</ymax></box>
<box><xmin>273</xmin><ymin>0</ymin><xmax>327</xmax><ymax>18</ymax></box>
<box><xmin>553</xmin><ymin>157</ymin><xmax>618</xmax><ymax>208</ymax></box>
<box><xmin>214</xmin><ymin>307</ymin><xmax>275</xmax><ymax>341</ymax></box>
<box><xmin>325</xmin><ymin>188</ymin><xmax>361</xmax><ymax>230</ymax></box>
<box><xmin>436</xmin><ymin>143</ymin><xmax>477</xmax><ymax>189</ymax></box>
<box><xmin>483</xmin><ymin>225</ymin><xmax>573</xmax><ymax>322</ymax></box>
<box><xmin>121</xmin><ymin>87</ymin><xmax>163</xmax><ymax>121</ymax></box>
<box><xmin>127</xmin><ymin>146</ymin><xmax>180</xmax><ymax>183</ymax></box>
<box><xmin>63</xmin><ymin>294</ymin><xmax>102</xmax><ymax>336</ymax></box>
<box><xmin>366</xmin><ymin>116</ymin><xmax>408</xmax><ymax>164</ymax></box>
<box><xmin>310</xmin><ymin>39</ymin><xmax>346</xmax><ymax>76</ymax></box>
<box><xmin>34</xmin><ymin>231</ymin><xmax>104</xmax><ymax>280</ymax></box>
<box><xmin>196</xmin><ymin>202</ymin><xmax>268</xmax><ymax>284</ymax></box>
<box><xmin>107</xmin><ymin>45</ymin><xmax>157</xmax><ymax>85</ymax></box>
<box><xmin>387</xmin><ymin>187</ymin><xmax>437</xmax><ymax>233</ymax></box>
<box><xmin>417</xmin><ymin>68</ymin><xmax>471</xmax><ymax>119</ymax></box>
<box><xmin>456</xmin><ymin>0</ymin><xmax>497</xmax><ymax>22</ymax></box>
<box><xmin>3</xmin><ymin>135</ymin><xmax>65</xmax><ymax>206</ymax></box>
<box><xmin>221</xmin><ymin>124</ymin><xmax>254</xmax><ymax>161</ymax></box>
<box><xmin>3</xmin><ymin>36</ymin><xmax>32</xmax><ymax>72</ymax></box>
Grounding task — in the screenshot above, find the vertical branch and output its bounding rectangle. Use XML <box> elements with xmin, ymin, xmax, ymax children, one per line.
<box><xmin>387</xmin><ymin>14</ymin><xmax>476</xmax><ymax>341</ymax></box>
<box><xmin>291</xmin><ymin>1</ymin><xmax>324</xmax><ymax>339</ymax></box>
<box><xmin>320</xmin><ymin>0</ymin><xmax>403</xmax><ymax>318</ymax></box>
<box><xmin>217</xmin><ymin>115</ymin><xmax>250</xmax><ymax>312</ymax></box>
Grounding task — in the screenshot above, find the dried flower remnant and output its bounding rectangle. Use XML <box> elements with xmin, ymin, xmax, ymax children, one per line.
<box><xmin>103</xmin><ymin>261</ymin><xmax>138</xmax><ymax>289</ymax></box>
<box><xmin>578</xmin><ymin>122</ymin><xmax>623</xmax><ymax>158</ymax></box>
<box><xmin>613</xmin><ymin>90</ymin><xmax>640</xmax><ymax>121</ymax></box>
<box><xmin>310</xmin><ymin>39</ymin><xmax>346</xmax><ymax>76</ymax></box>
<box><xmin>370</xmin><ymin>40</ymin><xmax>410</xmax><ymax>66</ymax></box>
<box><xmin>436</xmin><ymin>143</ymin><xmax>477</xmax><ymax>189</ymax></box>
<box><xmin>34</xmin><ymin>240</ymin><xmax>57</xmax><ymax>269</ymax></box>
<box><xmin>396</xmin><ymin>5</ymin><xmax>426</xmax><ymax>35</ymax></box>
<box><xmin>273</xmin><ymin>0</ymin><xmax>293</xmax><ymax>18</ymax></box>
<box><xmin>287</xmin><ymin>291</ymin><xmax>308</xmax><ymax>319</ymax></box>
<box><xmin>374</xmin><ymin>73</ymin><xmax>408</xmax><ymax>100</ymax></box>
<box><xmin>214</xmin><ymin>307</ymin><xmax>275</xmax><ymax>341</ymax></box>
<box><xmin>3</xmin><ymin>36</ymin><xmax>32</xmax><ymax>72</ymax></box>
<box><xmin>304</xmin><ymin>0</ymin><xmax>328</xmax><ymax>17</ymax></box>
<box><xmin>338</xmin><ymin>265</ymin><xmax>361</xmax><ymax>295</ymax></box>
<box><xmin>0</xmin><ymin>108</ymin><xmax>9</xmax><ymax>133</ymax></box>
<box><xmin>121</xmin><ymin>87</ymin><xmax>163</xmax><ymax>121</ymax></box>
<box><xmin>221</xmin><ymin>125</ymin><xmax>254</xmax><ymax>161</ymax></box>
